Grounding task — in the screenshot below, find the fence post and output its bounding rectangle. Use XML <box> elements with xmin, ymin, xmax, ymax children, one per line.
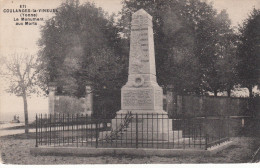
<box><xmin>35</xmin><ymin>114</ymin><xmax>38</xmax><ymax>147</ymax></box>
<box><xmin>205</xmin><ymin>133</ymin><xmax>208</xmax><ymax>150</ymax></box>
<box><xmin>45</xmin><ymin>114</ymin><xmax>47</xmax><ymax>145</ymax></box>
<box><xmin>219</xmin><ymin>117</ymin><xmax>221</xmax><ymax>145</ymax></box>
<box><xmin>50</xmin><ymin>114</ymin><xmax>52</xmax><ymax>146</ymax></box>
<box><xmin>136</xmin><ymin>114</ymin><xmax>138</xmax><ymax>149</ymax></box>
<box><xmin>40</xmin><ymin>114</ymin><xmax>42</xmax><ymax>146</ymax></box>
<box><xmin>227</xmin><ymin>116</ymin><xmax>230</xmax><ymax>141</ymax></box>
<box><xmin>54</xmin><ymin>113</ymin><xmax>56</xmax><ymax>147</ymax></box>
<box><xmin>95</xmin><ymin>119</ymin><xmax>98</xmax><ymax>148</ymax></box>
<box><xmin>62</xmin><ymin>114</ymin><xmax>65</xmax><ymax>145</ymax></box>
<box><xmin>76</xmin><ymin>114</ymin><xmax>79</xmax><ymax>148</ymax></box>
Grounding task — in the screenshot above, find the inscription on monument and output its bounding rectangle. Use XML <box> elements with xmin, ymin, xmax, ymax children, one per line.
<box><xmin>123</xmin><ymin>90</ymin><xmax>153</xmax><ymax>108</ymax></box>
<box><xmin>131</xmin><ymin>28</ymin><xmax>148</xmax><ymax>31</ymax></box>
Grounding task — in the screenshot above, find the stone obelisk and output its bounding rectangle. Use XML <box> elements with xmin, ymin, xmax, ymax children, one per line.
<box><xmin>110</xmin><ymin>9</ymin><xmax>181</xmax><ymax>141</ymax></box>
<box><xmin>118</xmin><ymin>9</ymin><xmax>166</xmax><ymax>115</ymax></box>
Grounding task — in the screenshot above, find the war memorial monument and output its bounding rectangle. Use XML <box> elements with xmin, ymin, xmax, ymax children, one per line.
<box><xmin>111</xmin><ymin>9</ymin><xmax>181</xmax><ymax>141</ymax></box>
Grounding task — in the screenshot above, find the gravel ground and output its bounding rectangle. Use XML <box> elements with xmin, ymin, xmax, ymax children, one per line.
<box><xmin>0</xmin><ymin>133</ymin><xmax>259</xmax><ymax>164</ymax></box>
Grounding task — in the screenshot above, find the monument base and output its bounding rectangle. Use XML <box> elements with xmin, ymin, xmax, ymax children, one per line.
<box><xmin>116</xmin><ymin>109</ymin><xmax>167</xmax><ymax>115</ymax></box>
<box><xmin>105</xmin><ymin>111</ymin><xmax>183</xmax><ymax>142</ymax></box>
<box><xmin>117</xmin><ymin>131</ymin><xmax>182</xmax><ymax>142</ymax></box>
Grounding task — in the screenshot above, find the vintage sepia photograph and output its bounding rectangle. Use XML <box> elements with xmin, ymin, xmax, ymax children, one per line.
<box><xmin>0</xmin><ymin>0</ymin><xmax>260</xmax><ymax>165</ymax></box>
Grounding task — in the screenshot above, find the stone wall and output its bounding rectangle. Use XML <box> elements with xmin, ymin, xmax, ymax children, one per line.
<box><xmin>48</xmin><ymin>85</ymin><xmax>93</xmax><ymax>115</ymax></box>
<box><xmin>167</xmin><ymin>95</ymin><xmax>251</xmax><ymax>118</ymax></box>
<box><xmin>54</xmin><ymin>96</ymin><xmax>85</xmax><ymax>114</ymax></box>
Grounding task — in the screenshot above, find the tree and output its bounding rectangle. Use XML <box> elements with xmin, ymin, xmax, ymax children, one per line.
<box><xmin>216</xmin><ymin>32</ymin><xmax>238</xmax><ymax>97</ymax></box>
<box><xmin>197</xmin><ymin>9</ymin><xmax>238</xmax><ymax>96</ymax></box>
<box><xmin>119</xmin><ymin>0</ymin><xmax>235</xmax><ymax>96</ymax></box>
<box><xmin>38</xmin><ymin>0</ymin><xmax>127</xmax><ymax>93</ymax></box>
<box><xmin>119</xmin><ymin>0</ymin><xmax>200</xmax><ymax>94</ymax></box>
<box><xmin>182</xmin><ymin>0</ymin><xmax>219</xmax><ymax>95</ymax></box>
<box><xmin>38</xmin><ymin>0</ymin><xmax>128</xmax><ymax>116</ymax></box>
<box><xmin>237</xmin><ymin>8</ymin><xmax>260</xmax><ymax>98</ymax></box>
<box><xmin>4</xmin><ymin>53</ymin><xmax>39</xmax><ymax>134</ymax></box>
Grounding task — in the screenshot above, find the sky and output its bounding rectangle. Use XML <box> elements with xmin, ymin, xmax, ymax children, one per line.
<box><xmin>0</xmin><ymin>0</ymin><xmax>259</xmax><ymax>122</ymax></box>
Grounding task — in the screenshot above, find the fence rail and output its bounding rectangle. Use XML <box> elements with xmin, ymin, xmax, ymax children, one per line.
<box><xmin>35</xmin><ymin>113</ymin><xmax>230</xmax><ymax>150</ymax></box>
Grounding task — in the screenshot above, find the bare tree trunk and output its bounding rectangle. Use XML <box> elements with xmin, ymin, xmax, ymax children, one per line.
<box><xmin>22</xmin><ymin>92</ymin><xmax>29</xmax><ymax>134</ymax></box>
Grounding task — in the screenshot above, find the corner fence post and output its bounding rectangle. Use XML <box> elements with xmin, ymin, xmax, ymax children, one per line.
<box><xmin>36</xmin><ymin>114</ymin><xmax>38</xmax><ymax>147</ymax></box>
<box><xmin>136</xmin><ymin>114</ymin><xmax>138</xmax><ymax>148</ymax></box>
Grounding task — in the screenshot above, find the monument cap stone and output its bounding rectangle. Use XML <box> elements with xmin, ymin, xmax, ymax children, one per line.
<box><xmin>132</xmin><ymin>9</ymin><xmax>153</xmax><ymax>21</ymax></box>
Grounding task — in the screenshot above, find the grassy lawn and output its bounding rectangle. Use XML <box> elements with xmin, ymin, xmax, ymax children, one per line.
<box><xmin>0</xmin><ymin>133</ymin><xmax>260</xmax><ymax>164</ymax></box>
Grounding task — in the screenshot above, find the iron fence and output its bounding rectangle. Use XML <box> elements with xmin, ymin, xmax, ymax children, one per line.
<box><xmin>35</xmin><ymin>113</ymin><xmax>230</xmax><ymax>150</ymax></box>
